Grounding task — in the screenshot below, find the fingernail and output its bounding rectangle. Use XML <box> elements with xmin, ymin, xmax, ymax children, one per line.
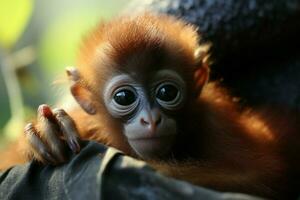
<box><xmin>38</xmin><ymin>104</ymin><xmax>54</xmax><ymax>119</ymax></box>
<box><xmin>53</xmin><ymin>108</ymin><xmax>66</xmax><ymax>117</ymax></box>
<box><xmin>24</xmin><ymin>123</ymin><xmax>34</xmax><ymax>133</ymax></box>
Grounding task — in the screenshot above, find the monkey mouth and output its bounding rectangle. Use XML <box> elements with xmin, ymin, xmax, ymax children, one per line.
<box><xmin>128</xmin><ymin>134</ymin><xmax>176</xmax><ymax>159</ymax></box>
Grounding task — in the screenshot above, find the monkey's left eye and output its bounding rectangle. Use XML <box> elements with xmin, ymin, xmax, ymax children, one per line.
<box><xmin>113</xmin><ymin>89</ymin><xmax>137</xmax><ymax>106</ymax></box>
<box><xmin>107</xmin><ymin>86</ymin><xmax>139</xmax><ymax>118</ymax></box>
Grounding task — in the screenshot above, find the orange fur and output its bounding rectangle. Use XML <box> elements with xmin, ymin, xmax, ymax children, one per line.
<box><xmin>0</xmin><ymin>12</ymin><xmax>299</xmax><ymax>199</ymax></box>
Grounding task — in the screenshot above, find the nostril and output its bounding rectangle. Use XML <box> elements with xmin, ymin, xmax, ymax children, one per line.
<box><xmin>155</xmin><ymin>116</ymin><xmax>162</xmax><ymax>126</ymax></box>
<box><xmin>140</xmin><ymin>118</ymin><xmax>150</xmax><ymax>125</ymax></box>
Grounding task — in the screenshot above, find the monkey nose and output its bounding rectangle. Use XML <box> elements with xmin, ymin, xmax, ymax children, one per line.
<box><xmin>140</xmin><ymin>116</ymin><xmax>162</xmax><ymax>126</ymax></box>
<box><xmin>140</xmin><ymin>111</ymin><xmax>162</xmax><ymax>132</ymax></box>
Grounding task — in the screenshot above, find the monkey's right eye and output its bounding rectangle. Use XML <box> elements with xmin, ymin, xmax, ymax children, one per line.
<box><xmin>113</xmin><ymin>89</ymin><xmax>137</xmax><ymax>106</ymax></box>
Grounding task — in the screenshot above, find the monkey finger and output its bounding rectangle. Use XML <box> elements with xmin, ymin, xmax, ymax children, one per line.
<box><xmin>24</xmin><ymin>123</ymin><xmax>57</xmax><ymax>164</ymax></box>
<box><xmin>37</xmin><ymin>104</ymin><xmax>67</xmax><ymax>163</ymax></box>
<box><xmin>53</xmin><ymin>108</ymin><xmax>81</xmax><ymax>154</ymax></box>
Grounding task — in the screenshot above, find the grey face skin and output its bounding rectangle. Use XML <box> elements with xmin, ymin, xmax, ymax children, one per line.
<box><xmin>103</xmin><ymin>69</ymin><xmax>186</xmax><ymax>159</ymax></box>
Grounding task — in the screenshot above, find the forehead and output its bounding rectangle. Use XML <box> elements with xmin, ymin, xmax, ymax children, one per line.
<box><xmin>102</xmin><ymin>16</ymin><xmax>195</xmax><ymax>79</ymax></box>
<box><xmin>105</xmin><ymin>40</ymin><xmax>188</xmax><ymax>84</ymax></box>
<box><xmin>80</xmin><ymin>13</ymin><xmax>199</xmax><ymax>88</ymax></box>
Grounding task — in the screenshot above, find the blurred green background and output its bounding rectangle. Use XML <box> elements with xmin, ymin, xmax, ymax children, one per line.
<box><xmin>0</xmin><ymin>0</ymin><xmax>129</xmax><ymax>148</ymax></box>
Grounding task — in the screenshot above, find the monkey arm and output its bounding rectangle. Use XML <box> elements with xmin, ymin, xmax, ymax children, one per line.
<box><xmin>0</xmin><ymin>141</ymin><xmax>262</xmax><ymax>200</ymax></box>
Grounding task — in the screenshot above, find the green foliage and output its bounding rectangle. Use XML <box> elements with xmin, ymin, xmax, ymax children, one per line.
<box><xmin>38</xmin><ymin>2</ymin><xmax>126</xmax><ymax>77</ymax></box>
<box><xmin>0</xmin><ymin>0</ymin><xmax>33</xmax><ymax>49</ymax></box>
<box><xmin>38</xmin><ymin>14</ymin><xmax>100</xmax><ymax>76</ymax></box>
<box><xmin>0</xmin><ymin>0</ymin><xmax>128</xmax><ymax>146</ymax></box>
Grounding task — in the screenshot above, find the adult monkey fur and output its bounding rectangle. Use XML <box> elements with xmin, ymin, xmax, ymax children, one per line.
<box><xmin>2</xmin><ymin>13</ymin><xmax>300</xmax><ymax>199</ymax></box>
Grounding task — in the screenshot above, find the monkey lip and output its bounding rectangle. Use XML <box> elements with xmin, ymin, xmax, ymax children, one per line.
<box><xmin>128</xmin><ymin>134</ymin><xmax>175</xmax><ymax>141</ymax></box>
<box><xmin>128</xmin><ymin>134</ymin><xmax>176</xmax><ymax>159</ymax></box>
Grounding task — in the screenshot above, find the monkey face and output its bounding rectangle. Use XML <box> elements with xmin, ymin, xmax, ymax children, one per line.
<box><xmin>69</xmin><ymin>12</ymin><xmax>208</xmax><ymax>160</ymax></box>
<box><xmin>103</xmin><ymin>69</ymin><xmax>186</xmax><ymax>159</ymax></box>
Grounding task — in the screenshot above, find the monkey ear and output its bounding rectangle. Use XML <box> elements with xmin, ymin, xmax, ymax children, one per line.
<box><xmin>66</xmin><ymin>67</ymin><xmax>97</xmax><ymax>115</ymax></box>
<box><xmin>193</xmin><ymin>46</ymin><xmax>210</xmax><ymax>96</ymax></box>
<box><xmin>66</xmin><ymin>66</ymin><xmax>80</xmax><ymax>82</ymax></box>
<box><xmin>194</xmin><ymin>65</ymin><xmax>209</xmax><ymax>87</ymax></box>
<box><xmin>70</xmin><ymin>83</ymin><xmax>97</xmax><ymax>115</ymax></box>
<box><xmin>194</xmin><ymin>44</ymin><xmax>210</xmax><ymax>65</ymax></box>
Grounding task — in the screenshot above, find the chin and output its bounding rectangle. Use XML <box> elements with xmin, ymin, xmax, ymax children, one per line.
<box><xmin>129</xmin><ymin>134</ymin><xmax>176</xmax><ymax>160</ymax></box>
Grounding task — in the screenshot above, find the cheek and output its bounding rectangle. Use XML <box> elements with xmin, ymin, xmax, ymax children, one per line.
<box><xmin>162</xmin><ymin>117</ymin><xmax>177</xmax><ymax>134</ymax></box>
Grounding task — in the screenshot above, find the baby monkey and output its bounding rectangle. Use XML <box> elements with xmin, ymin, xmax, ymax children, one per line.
<box><xmin>23</xmin><ymin>13</ymin><xmax>300</xmax><ymax>199</ymax></box>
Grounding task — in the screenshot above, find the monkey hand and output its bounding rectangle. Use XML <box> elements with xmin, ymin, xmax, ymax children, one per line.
<box><xmin>23</xmin><ymin>104</ymin><xmax>81</xmax><ymax>165</ymax></box>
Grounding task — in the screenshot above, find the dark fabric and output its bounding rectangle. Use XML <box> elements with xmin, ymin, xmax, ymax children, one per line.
<box><xmin>0</xmin><ymin>141</ymin><xmax>263</xmax><ymax>200</ymax></box>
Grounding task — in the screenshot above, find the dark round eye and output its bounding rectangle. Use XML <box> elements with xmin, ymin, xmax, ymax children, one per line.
<box><xmin>156</xmin><ymin>84</ymin><xmax>179</xmax><ymax>102</ymax></box>
<box><xmin>113</xmin><ymin>89</ymin><xmax>136</xmax><ymax>106</ymax></box>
